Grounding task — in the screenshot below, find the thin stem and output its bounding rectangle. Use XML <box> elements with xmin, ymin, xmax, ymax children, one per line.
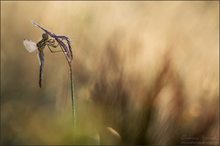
<box><xmin>69</xmin><ymin>63</ymin><xmax>76</xmax><ymax>129</ymax></box>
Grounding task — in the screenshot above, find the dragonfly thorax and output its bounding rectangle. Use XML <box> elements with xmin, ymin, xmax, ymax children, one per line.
<box><xmin>42</xmin><ymin>33</ymin><xmax>49</xmax><ymax>40</ymax></box>
<box><xmin>37</xmin><ymin>33</ymin><xmax>49</xmax><ymax>50</ymax></box>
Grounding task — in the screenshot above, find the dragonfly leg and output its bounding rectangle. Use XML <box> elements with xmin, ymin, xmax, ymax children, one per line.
<box><xmin>46</xmin><ymin>39</ymin><xmax>64</xmax><ymax>53</ymax></box>
<box><xmin>47</xmin><ymin>44</ymin><xmax>63</xmax><ymax>53</ymax></box>
<box><xmin>47</xmin><ymin>39</ymin><xmax>58</xmax><ymax>46</ymax></box>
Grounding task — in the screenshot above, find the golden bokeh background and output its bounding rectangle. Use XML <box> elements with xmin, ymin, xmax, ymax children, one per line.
<box><xmin>1</xmin><ymin>1</ymin><xmax>219</xmax><ymax>145</ymax></box>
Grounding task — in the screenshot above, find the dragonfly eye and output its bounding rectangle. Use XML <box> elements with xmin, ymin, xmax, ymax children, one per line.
<box><xmin>42</xmin><ymin>33</ymin><xmax>49</xmax><ymax>40</ymax></box>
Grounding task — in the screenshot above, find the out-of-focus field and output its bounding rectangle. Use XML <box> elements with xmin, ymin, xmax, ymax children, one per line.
<box><xmin>1</xmin><ymin>1</ymin><xmax>219</xmax><ymax>145</ymax></box>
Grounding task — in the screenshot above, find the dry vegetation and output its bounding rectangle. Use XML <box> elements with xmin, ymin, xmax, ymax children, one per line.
<box><xmin>1</xmin><ymin>1</ymin><xmax>219</xmax><ymax>145</ymax></box>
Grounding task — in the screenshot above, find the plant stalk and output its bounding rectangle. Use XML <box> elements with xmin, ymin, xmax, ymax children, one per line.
<box><xmin>69</xmin><ymin>63</ymin><xmax>76</xmax><ymax>129</ymax></box>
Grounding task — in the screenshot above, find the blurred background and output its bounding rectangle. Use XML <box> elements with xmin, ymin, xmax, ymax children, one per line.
<box><xmin>1</xmin><ymin>1</ymin><xmax>219</xmax><ymax>145</ymax></box>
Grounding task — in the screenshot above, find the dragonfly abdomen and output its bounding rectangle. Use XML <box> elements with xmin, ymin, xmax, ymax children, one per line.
<box><xmin>38</xmin><ymin>51</ymin><xmax>44</xmax><ymax>88</ymax></box>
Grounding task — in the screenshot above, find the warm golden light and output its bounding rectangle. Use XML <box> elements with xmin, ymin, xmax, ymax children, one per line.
<box><xmin>1</xmin><ymin>1</ymin><xmax>219</xmax><ymax>145</ymax></box>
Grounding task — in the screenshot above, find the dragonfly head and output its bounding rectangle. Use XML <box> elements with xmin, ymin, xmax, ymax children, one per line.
<box><xmin>42</xmin><ymin>33</ymin><xmax>49</xmax><ymax>40</ymax></box>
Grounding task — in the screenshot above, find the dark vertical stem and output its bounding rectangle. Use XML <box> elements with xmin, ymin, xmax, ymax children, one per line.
<box><xmin>69</xmin><ymin>63</ymin><xmax>76</xmax><ymax>129</ymax></box>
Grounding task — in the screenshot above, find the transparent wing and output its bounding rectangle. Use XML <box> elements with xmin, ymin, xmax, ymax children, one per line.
<box><xmin>23</xmin><ymin>39</ymin><xmax>38</xmax><ymax>53</ymax></box>
<box><xmin>36</xmin><ymin>52</ymin><xmax>41</xmax><ymax>66</ymax></box>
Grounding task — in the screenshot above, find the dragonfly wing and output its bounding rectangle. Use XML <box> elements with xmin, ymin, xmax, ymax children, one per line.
<box><xmin>32</xmin><ymin>21</ymin><xmax>55</xmax><ymax>37</ymax></box>
<box><xmin>56</xmin><ymin>38</ymin><xmax>73</xmax><ymax>63</ymax></box>
<box><xmin>36</xmin><ymin>52</ymin><xmax>41</xmax><ymax>66</ymax></box>
<box><xmin>23</xmin><ymin>39</ymin><xmax>37</xmax><ymax>53</ymax></box>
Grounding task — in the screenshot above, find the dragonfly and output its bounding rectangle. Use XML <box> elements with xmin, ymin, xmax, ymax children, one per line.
<box><xmin>32</xmin><ymin>21</ymin><xmax>73</xmax><ymax>64</ymax></box>
<box><xmin>23</xmin><ymin>33</ymin><xmax>61</xmax><ymax>88</ymax></box>
<box><xmin>23</xmin><ymin>21</ymin><xmax>76</xmax><ymax>129</ymax></box>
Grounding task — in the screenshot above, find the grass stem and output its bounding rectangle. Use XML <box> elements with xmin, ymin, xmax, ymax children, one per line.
<box><xmin>69</xmin><ymin>63</ymin><xmax>76</xmax><ymax>130</ymax></box>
